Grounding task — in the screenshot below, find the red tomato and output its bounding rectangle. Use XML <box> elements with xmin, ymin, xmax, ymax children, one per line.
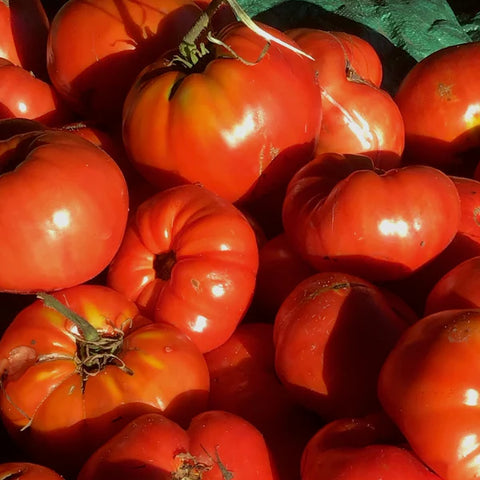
<box><xmin>107</xmin><ymin>184</ymin><xmax>259</xmax><ymax>353</ymax></box>
<box><xmin>395</xmin><ymin>42</ymin><xmax>480</xmax><ymax>177</ymax></box>
<box><xmin>0</xmin><ymin>59</ymin><xmax>73</xmax><ymax>126</ymax></box>
<box><xmin>77</xmin><ymin>410</ymin><xmax>279</xmax><ymax>480</ymax></box>
<box><xmin>378</xmin><ymin>308</ymin><xmax>480</xmax><ymax>480</ymax></box>
<box><xmin>287</xmin><ymin>28</ymin><xmax>404</xmax><ymax>171</ymax></box>
<box><xmin>282</xmin><ymin>152</ymin><xmax>461</xmax><ymax>282</ymax></box>
<box><xmin>122</xmin><ymin>21</ymin><xmax>322</xmax><ymax>203</ymax></box>
<box><xmin>204</xmin><ymin>322</ymin><xmax>322</xmax><ymax>480</ymax></box>
<box><xmin>273</xmin><ymin>271</ymin><xmax>409</xmax><ymax>421</ymax></box>
<box><xmin>0</xmin><ymin>284</ymin><xmax>210</xmax><ymax>476</ymax></box>
<box><xmin>47</xmin><ymin>0</ymin><xmax>203</xmax><ymax>126</ymax></box>
<box><xmin>0</xmin><ymin>462</ymin><xmax>64</xmax><ymax>479</ymax></box>
<box><xmin>0</xmin><ymin>130</ymin><xmax>129</xmax><ymax>293</ymax></box>
<box><xmin>0</xmin><ymin>0</ymin><xmax>49</xmax><ymax>79</ymax></box>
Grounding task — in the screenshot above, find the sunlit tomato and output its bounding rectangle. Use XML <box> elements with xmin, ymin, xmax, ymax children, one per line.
<box><xmin>378</xmin><ymin>308</ymin><xmax>480</xmax><ymax>480</ymax></box>
<box><xmin>0</xmin><ymin>130</ymin><xmax>129</xmax><ymax>293</ymax></box>
<box><xmin>0</xmin><ymin>462</ymin><xmax>64</xmax><ymax>479</ymax></box>
<box><xmin>282</xmin><ymin>152</ymin><xmax>461</xmax><ymax>282</ymax></box>
<box><xmin>0</xmin><ymin>0</ymin><xmax>49</xmax><ymax>79</ymax></box>
<box><xmin>107</xmin><ymin>183</ymin><xmax>259</xmax><ymax>353</ymax></box>
<box><xmin>395</xmin><ymin>41</ymin><xmax>480</xmax><ymax>177</ymax></box>
<box><xmin>287</xmin><ymin>28</ymin><xmax>404</xmax><ymax>171</ymax></box>
<box><xmin>47</xmin><ymin>0</ymin><xmax>204</xmax><ymax>126</ymax></box>
<box><xmin>77</xmin><ymin>410</ymin><xmax>279</xmax><ymax>480</ymax></box>
<box><xmin>0</xmin><ymin>59</ymin><xmax>73</xmax><ymax>126</ymax></box>
<box><xmin>0</xmin><ymin>284</ymin><xmax>210</xmax><ymax>477</ymax></box>
<box><xmin>122</xmin><ymin>21</ymin><xmax>322</xmax><ymax>204</ymax></box>
<box><xmin>273</xmin><ymin>271</ymin><xmax>409</xmax><ymax>421</ymax></box>
<box><xmin>204</xmin><ymin>322</ymin><xmax>322</xmax><ymax>480</ymax></box>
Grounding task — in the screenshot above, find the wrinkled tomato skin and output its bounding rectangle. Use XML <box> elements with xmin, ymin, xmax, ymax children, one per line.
<box><xmin>0</xmin><ymin>284</ymin><xmax>210</xmax><ymax>477</ymax></box>
<box><xmin>395</xmin><ymin>42</ymin><xmax>480</xmax><ymax>177</ymax></box>
<box><xmin>107</xmin><ymin>184</ymin><xmax>259</xmax><ymax>353</ymax></box>
<box><xmin>0</xmin><ymin>462</ymin><xmax>65</xmax><ymax>479</ymax></box>
<box><xmin>282</xmin><ymin>153</ymin><xmax>461</xmax><ymax>282</ymax></box>
<box><xmin>0</xmin><ymin>130</ymin><xmax>129</xmax><ymax>293</ymax></box>
<box><xmin>273</xmin><ymin>271</ymin><xmax>409</xmax><ymax>421</ymax></box>
<box><xmin>287</xmin><ymin>28</ymin><xmax>404</xmax><ymax>171</ymax></box>
<box><xmin>122</xmin><ymin>22</ymin><xmax>322</xmax><ymax>203</ymax></box>
<box><xmin>378</xmin><ymin>309</ymin><xmax>480</xmax><ymax>480</ymax></box>
<box><xmin>47</xmin><ymin>0</ymin><xmax>203</xmax><ymax>126</ymax></box>
<box><xmin>77</xmin><ymin>410</ymin><xmax>279</xmax><ymax>480</ymax></box>
<box><xmin>0</xmin><ymin>59</ymin><xmax>73</xmax><ymax>126</ymax></box>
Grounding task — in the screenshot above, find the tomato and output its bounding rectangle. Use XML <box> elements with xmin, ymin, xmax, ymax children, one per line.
<box><xmin>0</xmin><ymin>0</ymin><xmax>49</xmax><ymax>79</ymax></box>
<box><xmin>0</xmin><ymin>462</ymin><xmax>64</xmax><ymax>479</ymax></box>
<box><xmin>47</xmin><ymin>0</ymin><xmax>203</xmax><ymax>126</ymax></box>
<box><xmin>282</xmin><ymin>152</ymin><xmax>462</xmax><ymax>282</ymax></box>
<box><xmin>273</xmin><ymin>271</ymin><xmax>409</xmax><ymax>421</ymax></box>
<box><xmin>395</xmin><ymin>42</ymin><xmax>480</xmax><ymax>177</ymax></box>
<box><xmin>107</xmin><ymin>183</ymin><xmax>258</xmax><ymax>353</ymax></box>
<box><xmin>77</xmin><ymin>410</ymin><xmax>279</xmax><ymax>480</ymax></box>
<box><xmin>0</xmin><ymin>59</ymin><xmax>73</xmax><ymax>126</ymax></box>
<box><xmin>287</xmin><ymin>28</ymin><xmax>404</xmax><ymax>171</ymax></box>
<box><xmin>122</xmin><ymin>21</ymin><xmax>322</xmax><ymax>204</ymax></box>
<box><xmin>0</xmin><ymin>130</ymin><xmax>129</xmax><ymax>293</ymax></box>
<box><xmin>378</xmin><ymin>308</ymin><xmax>480</xmax><ymax>480</ymax></box>
<box><xmin>0</xmin><ymin>284</ymin><xmax>210</xmax><ymax>476</ymax></box>
<box><xmin>204</xmin><ymin>322</ymin><xmax>322</xmax><ymax>480</ymax></box>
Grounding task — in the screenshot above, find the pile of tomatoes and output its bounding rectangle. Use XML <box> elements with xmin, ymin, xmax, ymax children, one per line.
<box><xmin>1</xmin><ymin>0</ymin><xmax>480</xmax><ymax>479</ymax></box>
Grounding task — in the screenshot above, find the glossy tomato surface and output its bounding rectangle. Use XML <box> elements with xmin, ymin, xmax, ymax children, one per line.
<box><xmin>288</xmin><ymin>28</ymin><xmax>404</xmax><ymax>170</ymax></box>
<box><xmin>122</xmin><ymin>21</ymin><xmax>322</xmax><ymax>203</ymax></box>
<box><xmin>378</xmin><ymin>308</ymin><xmax>480</xmax><ymax>480</ymax></box>
<box><xmin>107</xmin><ymin>183</ymin><xmax>259</xmax><ymax>353</ymax></box>
<box><xmin>0</xmin><ymin>130</ymin><xmax>129</xmax><ymax>293</ymax></box>
<box><xmin>47</xmin><ymin>0</ymin><xmax>203</xmax><ymax>125</ymax></box>
<box><xmin>395</xmin><ymin>42</ymin><xmax>480</xmax><ymax>177</ymax></box>
<box><xmin>0</xmin><ymin>462</ymin><xmax>64</xmax><ymax>479</ymax></box>
<box><xmin>0</xmin><ymin>284</ymin><xmax>210</xmax><ymax>476</ymax></box>
<box><xmin>283</xmin><ymin>152</ymin><xmax>462</xmax><ymax>282</ymax></box>
<box><xmin>273</xmin><ymin>271</ymin><xmax>409</xmax><ymax>420</ymax></box>
<box><xmin>77</xmin><ymin>410</ymin><xmax>279</xmax><ymax>480</ymax></box>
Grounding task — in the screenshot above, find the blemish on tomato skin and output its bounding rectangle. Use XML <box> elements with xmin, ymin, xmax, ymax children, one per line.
<box><xmin>446</xmin><ymin>317</ymin><xmax>473</xmax><ymax>343</ymax></box>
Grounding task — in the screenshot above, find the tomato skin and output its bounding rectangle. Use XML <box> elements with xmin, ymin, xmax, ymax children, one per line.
<box><xmin>77</xmin><ymin>410</ymin><xmax>279</xmax><ymax>480</ymax></box>
<box><xmin>0</xmin><ymin>284</ymin><xmax>210</xmax><ymax>476</ymax></box>
<box><xmin>0</xmin><ymin>130</ymin><xmax>129</xmax><ymax>293</ymax></box>
<box><xmin>47</xmin><ymin>0</ymin><xmax>203</xmax><ymax>126</ymax></box>
<box><xmin>107</xmin><ymin>184</ymin><xmax>259</xmax><ymax>353</ymax></box>
<box><xmin>282</xmin><ymin>152</ymin><xmax>461</xmax><ymax>282</ymax></box>
<box><xmin>122</xmin><ymin>22</ymin><xmax>322</xmax><ymax>203</ymax></box>
<box><xmin>0</xmin><ymin>462</ymin><xmax>65</xmax><ymax>479</ymax></box>
<box><xmin>378</xmin><ymin>309</ymin><xmax>480</xmax><ymax>480</ymax></box>
<box><xmin>273</xmin><ymin>271</ymin><xmax>409</xmax><ymax>421</ymax></box>
<box><xmin>0</xmin><ymin>59</ymin><xmax>73</xmax><ymax>126</ymax></box>
<box><xmin>395</xmin><ymin>42</ymin><xmax>480</xmax><ymax>176</ymax></box>
<box><xmin>287</xmin><ymin>28</ymin><xmax>404</xmax><ymax>171</ymax></box>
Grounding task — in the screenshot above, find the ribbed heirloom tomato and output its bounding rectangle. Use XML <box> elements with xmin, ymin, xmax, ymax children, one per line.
<box><xmin>0</xmin><ymin>284</ymin><xmax>210</xmax><ymax>477</ymax></box>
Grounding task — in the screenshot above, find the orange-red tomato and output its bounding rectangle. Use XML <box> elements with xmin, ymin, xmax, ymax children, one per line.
<box><xmin>0</xmin><ymin>284</ymin><xmax>210</xmax><ymax>476</ymax></box>
<box><xmin>0</xmin><ymin>462</ymin><xmax>64</xmax><ymax>479</ymax></box>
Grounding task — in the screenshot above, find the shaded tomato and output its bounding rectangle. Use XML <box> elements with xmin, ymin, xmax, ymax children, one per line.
<box><xmin>288</xmin><ymin>28</ymin><xmax>404</xmax><ymax>170</ymax></box>
<box><xmin>0</xmin><ymin>462</ymin><xmax>64</xmax><ymax>479</ymax></box>
<box><xmin>0</xmin><ymin>130</ymin><xmax>129</xmax><ymax>293</ymax></box>
<box><xmin>395</xmin><ymin>41</ymin><xmax>480</xmax><ymax>177</ymax></box>
<box><xmin>0</xmin><ymin>284</ymin><xmax>210</xmax><ymax>476</ymax></box>
<box><xmin>107</xmin><ymin>183</ymin><xmax>259</xmax><ymax>353</ymax></box>
<box><xmin>47</xmin><ymin>0</ymin><xmax>203</xmax><ymax>126</ymax></box>
<box><xmin>204</xmin><ymin>322</ymin><xmax>322</xmax><ymax>480</ymax></box>
<box><xmin>282</xmin><ymin>152</ymin><xmax>461</xmax><ymax>282</ymax></box>
<box><xmin>273</xmin><ymin>271</ymin><xmax>409</xmax><ymax>421</ymax></box>
<box><xmin>0</xmin><ymin>59</ymin><xmax>73</xmax><ymax>126</ymax></box>
<box><xmin>122</xmin><ymin>21</ymin><xmax>322</xmax><ymax>203</ymax></box>
<box><xmin>378</xmin><ymin>308</ymin><xmax>480</xmax><ymax>480</ymax></box>
<box><xmin>77</xmin><ymin>410</ymin><xmax>279</xmax><ymax>480</ymax></box>
<box><xmin>0</xmin><ymin>0</ymin><xmax>49</xmax><ymax>79</ymax></box>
